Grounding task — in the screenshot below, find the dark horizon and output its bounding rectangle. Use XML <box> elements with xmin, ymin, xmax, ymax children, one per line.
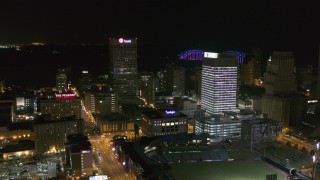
<box><xmin>1</xmin><ymin>1</ymin><xmax>320</xmax><ymax>87</ymax></box>
<box><xmin>1</xmin><ymin>1</ymin><xmax>320</xmax><ymax>60</ymax></box>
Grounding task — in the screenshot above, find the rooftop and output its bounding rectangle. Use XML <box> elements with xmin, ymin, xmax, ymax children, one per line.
<box><xmin>142</xmin><ymin>109</ymin><xmax>187</xmax><ymax>119</ymax></box>
<box><xmin>98</xmin><ymin>113</ymin><xmax>129</xmax><ymax>121</ymax></box>
<box><xmin>7</xmin><ymin>121</ymin><xmax>34</xmax><ymax>131</ymax></box>
<box><xmin>0</xmin><ymin>140</ymin><xmax>34</xmax><ymax>153</ymax></box>
<box><xmin>33</xmin><ymin>115</ymin><xmax>81</xmax><ymax>124</ymax></box>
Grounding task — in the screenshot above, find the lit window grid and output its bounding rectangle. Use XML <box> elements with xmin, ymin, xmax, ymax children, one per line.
<box><xmin>195</xmin><ymin>120</ymin><xmax>241</xmax><ymax>137</ymax></box>
<box><xmin>201</xmin><ymin>66</ymin><xmax>237</xmax><ymax>114</ymax></box>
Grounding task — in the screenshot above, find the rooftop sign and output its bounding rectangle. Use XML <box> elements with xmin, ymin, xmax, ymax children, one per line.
<box><xmin>204</xmin><ymin>52</ymin><xmax>218</xmax><ymax>58</ymax></box>
<box><xmin>165</xmin><ymin>110</ymin><xmax>176</xmax><ymax>115</ymax></box>
<box><xmin>119</xmin><ymin>38</ymin><xmax>132</xmax><ymax>44</ymax></box>
<box><xmin>55</xmin><ymin>93</ymin><xmax>77</xmax><ymax>100</ymax></box>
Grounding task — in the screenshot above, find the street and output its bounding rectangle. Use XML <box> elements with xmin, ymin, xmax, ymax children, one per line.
<box><xmin>89</xmin><ymin>135</ymin><xmax>135</xmax><ymax>180</ymax></box>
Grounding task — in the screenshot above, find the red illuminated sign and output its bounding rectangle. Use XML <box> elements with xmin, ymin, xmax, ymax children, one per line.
<box><xmin>55</xmin><ymin>93</ymin><xmax>77</xmax><ymax>100</ymax></box>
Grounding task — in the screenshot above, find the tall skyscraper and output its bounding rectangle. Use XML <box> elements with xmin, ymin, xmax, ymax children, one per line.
<box><xmin>239</xmin><ymin>49</ymin><xmax>263</xmax><ymax>86</ymax></box>
<box><xmin>262</xmin><ymin>52</ymin><xmax>300</xmax><ymax>126</ymax></box>
<box><xmin>78</xmin><ymin>70</ymin><xmax>92</xmax><ymax>93</ymax></box>
<box><xmin>109</xmin><ymin>38</ymin><xmax>137</xmax><ymax>105</ymax></box>
<box><xmin>164</xmin><ymin>63</ymin><xmax>185</xmax><ymax>97</ymax></box>
<box><xmin>138</xmin><ymin>72</ymin><xmax>158</xmax><ymax>104</ymax></box>
<box><xmin>200</xmin><ymin>52</ymin><xmax>238</xmax><ymax>114</ymax></box>
<box><xmin>56</xmin><ymin>69</ymin><xmax>68</xmax><ymax>93</ymax></box>
<box><xmin>263</xmin><ymin>52</ymin><xmax>297</xmax><ymax>95</ymax></box>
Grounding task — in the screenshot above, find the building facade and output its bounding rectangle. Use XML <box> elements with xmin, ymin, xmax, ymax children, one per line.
<box><xmin>84</xmin><ymin>90</ymin><xmax>118</xmax><ymax>115</ymax></box>
<box><xmin>109</xmin><ymin>38</ymin><xmax>138</xmax><ymax>105</ymax></box>
<box><xmin>56</xmin><ymin>69</ymin><xmax>68</xmax><ymax>93</ymax></box>
<box><xmin>262</xmin><ymin>52</ymin><xmax>299</xmax><ymax>126</ymax></box>
<box><xmin>241</xmin><ymin>118</ymin><xmax>282</xmax><ymax>145</ymax></box>
<box><xmin>40</xmin><ymin>93</ymin><xmax>81</xmax><ymax>120</ymax></box>
<box><xmin>96</xmin><ymin>113</ymin><xmax>134</xmax><ymax>133</ymax></box>
<box><xmin>263</xmin><ymin>52</ymin><xmax>297</xmax><ymax>95</ymax></box>
<box><xmin>65</xmin><ymin>134</ymin><xmax>92</xmax><ymax>177</ymax></box>
<box><xmin>200</xmin><ymin>52</ymin><xmax>238</xmax><ymax>114</ymax></box>
<box><xmin>194</xmin><ymin>113</ymin><xmax>241</xmax><ymax>139</ymax></box>
<box><xmin>33</xmin><ymin>117</ymin><xmax>84</xmax><ymax>154</ymax></box>
<box><xmin>138</xmin><ymin>72</ymin><xmax>159</xmax><ymax>105</ymax></box>
<box><xmin>141</xmin><ymin>109</ymin><xmax>188</xmax><ymax>137</ymax></box>
<box><xmin>164</xmin><ymin>63</ymin><xmax>185</xmax><ymax>97</ymax></box>
<box><xmin>78</xmin><ymin>70</ymin><xmax>92</xmax><ymax>93</ymax></box>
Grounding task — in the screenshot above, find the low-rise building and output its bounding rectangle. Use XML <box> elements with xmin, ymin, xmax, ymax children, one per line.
<box><xmin>96</xmin><ymin>113</ymin><xmax>134</xmax><ymax>133</ymax></box>
<box><xmin>141</xmin><ymin>108</ymin><xmax>188</xmax><ymax>137</ymax></box>
<box><xmin>194</xmin><ymin>111</ymin><xmax>241</xmax><ymax>139</ymax></box>
<box><xmin>0</xmin><ymin>140</ymin><xmax>34</xmax><ymax>160</ymax></box>
<box><xmin>65</xmin><ymin>134</ymin><xmax>92</xmax><ymax>177</ymax></box>
<box><xmin>241</xmin><ymin>118</ymin><xmax>282</xmax><ymax>145</ymax></box>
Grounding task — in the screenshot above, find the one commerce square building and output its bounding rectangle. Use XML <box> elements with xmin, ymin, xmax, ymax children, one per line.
<box><xmin>109</xmin><ymin>38</ymin><xmax>138</xmax><ymax>105</ymax></box>
<box><xmin>200</xmin><ymin>52</ymin><xmax>238</xmax><ymax>114</ymax></box>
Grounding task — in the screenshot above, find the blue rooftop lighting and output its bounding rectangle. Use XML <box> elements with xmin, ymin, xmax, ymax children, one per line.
<box><xmin>178</xmin><ymin>50</ymin><xmax>205</xmax><ymax>61</ymax></box>
<box><xmin>224</xmin><ymin>50</ymin><xmax>246</xmax><ymax>64</ymax></box>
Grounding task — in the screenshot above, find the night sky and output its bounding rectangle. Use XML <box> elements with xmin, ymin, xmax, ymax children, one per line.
<box><xmin>1</xmin><ymin>0</ymin><xmax>320</xmax><ymax>86</ymax></box>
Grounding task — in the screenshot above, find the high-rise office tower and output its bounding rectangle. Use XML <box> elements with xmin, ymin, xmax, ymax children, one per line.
<box><xmin>264</xmin><ymin>52</ymin><xmax>297</xmax><ymax>95</ymax></box>
<box><xmin>200</xmin><ymin>52</ymin><xmax>238</xmax><ymax>114</ymax></box>
<box><xmin>56</xmin><ymin>69</ymin><xmax>68</xmax><ymax>93</ymax></box>
<box><xmin>78</xmin><ymin>70</ymin><xmax>92</xmax><ymax>93</ymax></box>
<box><xmin>109</xmin><ymin>38</ymin><xmax>137</xmax><ymax>105</ymax></box>
<box><xmin>239</xmin><ymin>49</ymin><xmax>264</xmax><ymax>86</ymax></box>
<box><xmin>139</xmin><ymin>72</ymin><xmax>158</xmax><ymax>104</ymax></box>
<box><xmin>262</xmin><ymin>52</ymin><xmax>301</xmax><ymax>126</ymax></box>
<box><xmin>164</xmin><ymin>63</ymin><xmax>185</xmax><ymax>97</ymax></box>
<box><xmin>157</xmin><ymin>70</ymin><xmax>166</xmax><ymax>93</ymax></box>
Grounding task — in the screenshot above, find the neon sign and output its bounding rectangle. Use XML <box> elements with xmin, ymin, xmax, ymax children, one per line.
<box><xmin>119</xmin><ymin>38</ymin><xmax>131</xmax><ymax>44</ymax></box>
<box><xmin>165</xmin><ymin>110</ymin><xmax>176</xmax><ymax>115</ymax></box>
<box><xmin>55</xmin><ymin>93</ymin><xmax>77</xmax><ymax>100</ymax></box>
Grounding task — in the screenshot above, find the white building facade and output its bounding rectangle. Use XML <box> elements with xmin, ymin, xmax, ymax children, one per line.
<box><xmin>201</xmin><ymin>53</ymin><xmax>238</xmax><ymax>114</ymax></box>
